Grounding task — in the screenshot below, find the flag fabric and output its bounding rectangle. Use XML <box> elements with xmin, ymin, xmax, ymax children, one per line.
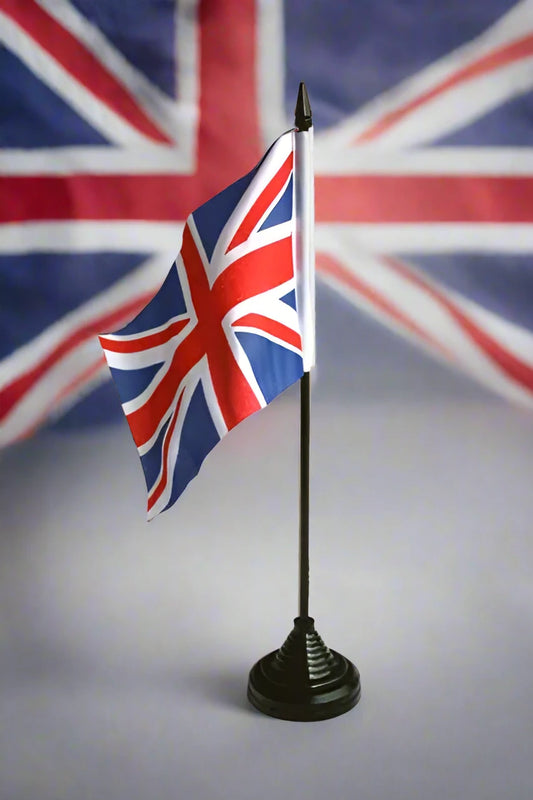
<box><xmin>99</xmin><ymin>131</ymin><xmax>303</xmax><ymax>518</ymax></box>
<box><xmin>1</xmin><ymin>0</ymin><xmax>533</xmax><ymax>449</ymax></box>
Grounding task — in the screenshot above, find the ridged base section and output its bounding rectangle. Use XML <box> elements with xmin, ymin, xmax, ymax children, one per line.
<box><xmin>247</xmin><ymin>616</ymin><xmax>361</xmax><ymax>721</ymax></box>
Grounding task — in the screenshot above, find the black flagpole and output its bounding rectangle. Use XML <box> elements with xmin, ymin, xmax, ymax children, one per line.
<box><xmin>294</xmin><ymin>83</ymin><xmax>312</xmax><ymax>621</ymax></box>
<box><xmin>299</xmin><ymin>370</ymin><xmax>310</xmax><ymax>619</ymax></box>
<box><xmin>247</xmin><ymin>83</ymin><xmax>361</xmax><ymax>721</ymax></box>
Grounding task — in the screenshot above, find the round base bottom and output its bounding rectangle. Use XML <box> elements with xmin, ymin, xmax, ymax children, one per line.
<box><xmin>247</xmin><ymin>649</ymin><xmax>361</xmax><ymax>722</ymax></box>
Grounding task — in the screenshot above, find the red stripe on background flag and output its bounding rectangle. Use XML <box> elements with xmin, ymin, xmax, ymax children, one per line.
<box><xmin>0</xmin><ymin>291</ymin><xmax>155</xmax><ymax>424</ymax></box>
<box><xmin>196</xmin><ymin>0</ymin><xmax>261</xmax><ymax>192</ymax></box>
<box><xmin>4</xmin><ymin>174</ymin><xmax>533</xmax><ymax>224</ymax></box>
<box><xmin>3</xmin><ymin>0</ymin><xmax>173</xmax><ymax>144</ymax></box>
<box><xmin>385</xmin><ymin>256</ymin><xmax>533</xmax><ymax>391</ymax></box>
<box><xmin>355</xmin><ymin>34</ymin><xmax>533</xmax><ymax>143</ymax></box>
<box><xmin>13</xmin><ymin>356</ymin><xmax>108</xmax><ymax>445</ymax></box>
<box><xmin>316</xmin><ymin>175</ymin><xmax>533</xmax><ymax>223</ymax></box>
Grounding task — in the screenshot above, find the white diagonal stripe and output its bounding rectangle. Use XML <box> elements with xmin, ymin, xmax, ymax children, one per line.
<box><xmin>318</xmin><ymin>0</ymin><xmax>533</xmax><ymax>150</ymax></box>
<box><xmin>363</xmin><ymin>58</ymin><xmax>533</xmax><ymax>149</ymax></box>
<box><xmin>0</xmin><ymin>11</ymin><xmax>158</xmax><ymax>147</ymax></box>
<box><xmin>146</xmin><ymin>365</ymin><xmax>201</xmax><ymax>519</ymax></box>
<box><xmin>0</xmin><ymin>253</ymin><xmax>171</xmax><ymax>388</ymax></box>
<box><xmin>0</xmin><ymin>338</ymin><xmax>105</xmax><ymax>446</ymax></box>
<box><xmin>318</xmin><ymin>241</ymin><xmax>533</xmax><ymax>406</ymax></box>
<box><xmin>37</xmin><ymin>0</ymin><xmax>189</xmax><ymax>146</ymax></box>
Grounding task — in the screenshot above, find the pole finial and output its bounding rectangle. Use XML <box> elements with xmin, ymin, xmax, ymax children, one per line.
<box><xmin>294</xmin><ymin>82</ymin><xmax>312</xmax><ymax>131</ymax></box>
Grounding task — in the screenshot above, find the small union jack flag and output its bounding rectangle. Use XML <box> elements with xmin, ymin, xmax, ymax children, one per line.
<box><xmin>99</xmin><ymin>132</ymin><xmax>303</xmax><ymax>518</ymax></box>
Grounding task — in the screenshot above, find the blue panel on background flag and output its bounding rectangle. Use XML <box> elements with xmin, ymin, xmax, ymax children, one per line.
<box><xmin>408</xmin><ymin>254</ymin><xmax>533</xmax><ymax>330</ymax></box>
<box><xmin>117</xmin><ymin>265</ymin><xmax>186</xmax><ymax>336</ymax></box>
<box><xmin>51</xmin><ymin>382</ymin><xmax>125</xmax><ymax>429</ymax></box>
<box><xmin>70</xmin><ymin>0</ymin><xmax>177</xmax><ymax>96</ymax></box>
<box><xmin>192</xmin><ymin>170</ymin><xmax>258</xmax><ymax>260</ymax></box>
<box><xmin>0</xmin><ymin>253</ymin><xmax>148</xmax><ymax>359</ymax></box>
<box><xmin>163</xmin><ymin>381</ymin><xmax>221</xmax><ymax>511</ymax></box>
<box><xmin>235</xmin><ymin>332</ymin><xmax>303</xmax><ymax>404</ymax></box>
<box><xmin>284</xmin><ymin>0</ymin><xmax>514</xmax><ymax>129</ymax></box>
<box><xmin>0</xmin><ymin>49</ymin><xmax>108</xmax><ymax>147</ymax></box>
<box><xmin>432</xmin><ymin>93</ymin><xmax>533</xmax><ymax>146</ymax></box>
<box><xmin>259</xmin><ymin>177</ymin><xmax>293</xmax><ymax>231</ymax></box>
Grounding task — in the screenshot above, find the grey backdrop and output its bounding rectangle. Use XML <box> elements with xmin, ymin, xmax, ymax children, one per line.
<box><xmin>1</xmin><ymin>284</ymin><xmax>532</xmax><ymax>799</ymax></box>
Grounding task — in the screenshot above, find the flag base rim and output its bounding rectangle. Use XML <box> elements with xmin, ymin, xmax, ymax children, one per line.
<box><xmin>247</xmin><ymin>616</ymin><xmax>361</xmax><ymax>722</ymax></box>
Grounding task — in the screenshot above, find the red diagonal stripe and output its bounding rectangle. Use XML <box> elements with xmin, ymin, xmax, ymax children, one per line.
<box><xmin>125</xmin><ymin>329</ymin><xmax>204</xmax><ymax>448</ymax></box>
<box><xmin>226</xmin><ymin>152</ymin><xmax>293</xmax><ymax>252</ymax></box>
<box><xmin>146</xmin><ymin>389</ymin><xmax>184</xmax><ymax>513</ymax></box>
<box><xmin>356</xmin><ymin>34</ymin><xmax>533</xmax><ymax>143</ymax></box>
<box><xmin>100</xmin><ymin>318</ymin><xmax>189</xmax><ymax>353</ymax></box>
<box><xmin>316</xmin><ymin>252</ymin><xmax>454</xmax><ymax>359</ymax></box>
<box><xmin>12</xmin><ymin>357</ymin><xmax>107</xmax><ymax>446</ymax></box>
<box><xmin>0</xmin><ymin>291</ymin><xmax>154</xmax><ymax>424</ymax></box>
<box><xmin>232</xmin><ymin>313</ymin><xmax>302</xmax><ymax>350</ymax></box>
<box><xmin>385</xmin><ymin>256</ymin><xmax>533</xmax><ymax>391</ymax></box>
<box><xmin>213</xmin><ymin>237</ymin><xmax>295</xmax><ymax>318</ymax></box>
<box><xmin>181</xmin><ymin>225</ymin><xmax>262</xmax><ymax>429</ymax></box>
<box><xmin>3</xmin><ymin>0</ymin><xmax>173</xmax><ymax>144</ymax></box>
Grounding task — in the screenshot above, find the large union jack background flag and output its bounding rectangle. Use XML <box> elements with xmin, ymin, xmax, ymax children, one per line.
<box><xmin>99</xmin><ymin>132</ymin><xmax>303</xmax><ymax>517</ymax></box>
<box><xmin>1</xmin><ymin>0</ymin><xmax>533</xmax><ymax>448</ymax></box>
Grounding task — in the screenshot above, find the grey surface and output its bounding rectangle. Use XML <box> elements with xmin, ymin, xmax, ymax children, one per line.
<box><xmin>1</xmin><ymin>298</ymin><xmax>533</xmax><ymax>799</ymax></box>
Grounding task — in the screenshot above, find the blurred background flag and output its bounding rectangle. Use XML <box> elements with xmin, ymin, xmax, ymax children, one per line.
<box><xmin>99</xmin><ymin>131</ymin><xmax>303</xmax><ymax>518</ymax></box>
<box><xmin>1</xmin><ymin>0</ymin><xmax>533</xmax><ymax>448</ymax></box>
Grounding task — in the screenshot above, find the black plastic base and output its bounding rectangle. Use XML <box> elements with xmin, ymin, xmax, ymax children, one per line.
<box><xmin>247</xmin><ymin>616</ymin><xmax>361</xmax><ymax>721</ymax></box>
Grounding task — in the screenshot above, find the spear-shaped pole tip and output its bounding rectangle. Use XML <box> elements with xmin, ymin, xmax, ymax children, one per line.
<box><xmin>294</xmin><ymin>81</ymin><xmax>312</xmax><ymax>131</ymax></box>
